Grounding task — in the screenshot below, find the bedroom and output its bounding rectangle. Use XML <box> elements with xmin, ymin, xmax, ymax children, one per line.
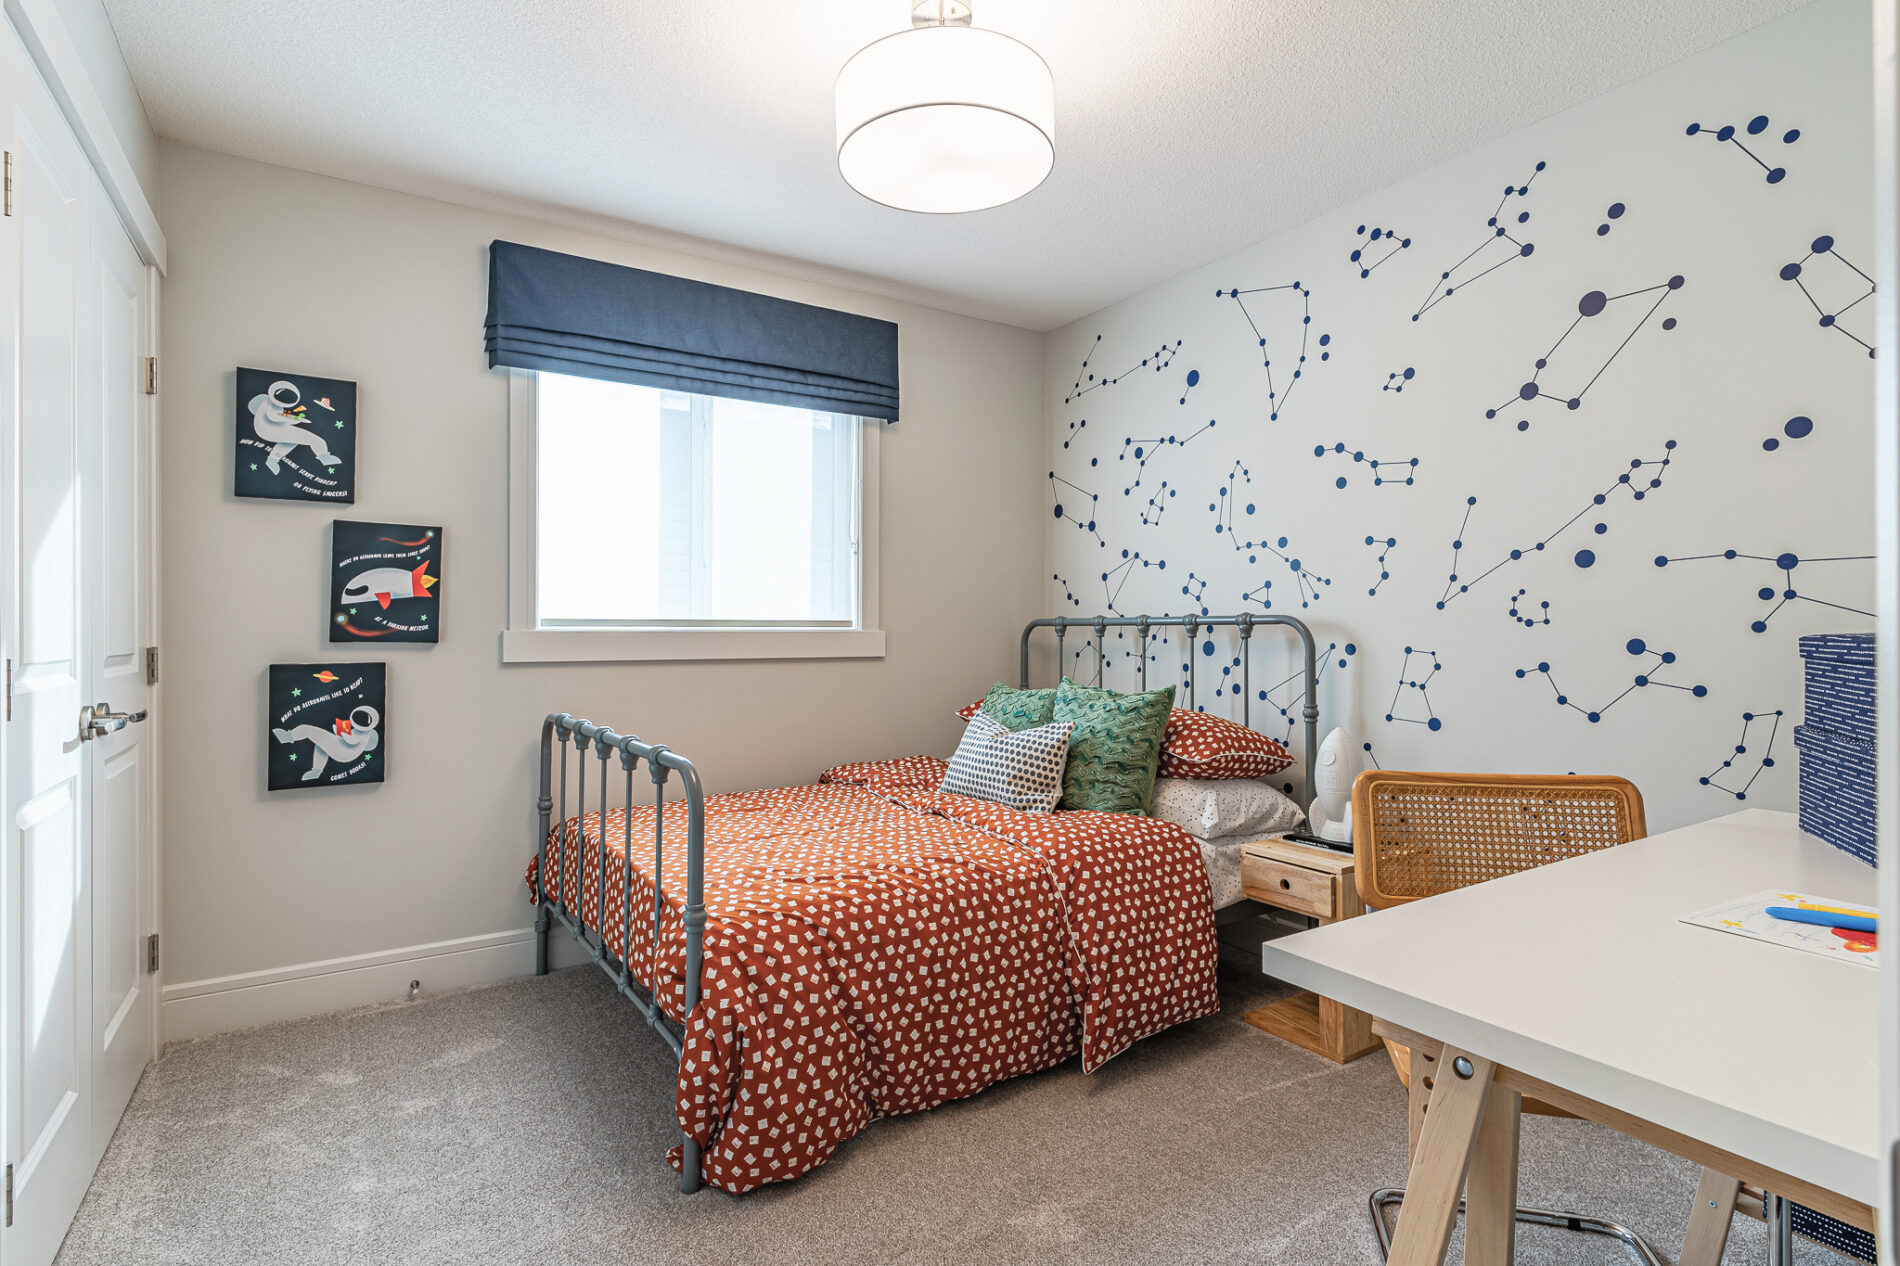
<box><xmin>0</xmin><ymin>0</ymin><xmax>1895</xmax><ymax>1262</ymax></box>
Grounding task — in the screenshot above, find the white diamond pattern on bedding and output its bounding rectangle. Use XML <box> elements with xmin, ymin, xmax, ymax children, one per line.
<box><xmin>940</xmin><ymin>711</ymin><xmax>1075</xmax><ymax>813</ymax></box>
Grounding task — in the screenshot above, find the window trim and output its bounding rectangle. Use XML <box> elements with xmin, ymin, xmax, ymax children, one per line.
<box><xmin>503</xmin><ymin>370</ymin><xmax>884</xmax><ymax>664</ymax></box>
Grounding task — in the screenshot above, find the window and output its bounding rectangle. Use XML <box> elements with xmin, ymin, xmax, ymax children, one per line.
<box><xmin>505</xmin><ymin>371</ymin><xmax>882</xmax><ymax>663</ymax></box>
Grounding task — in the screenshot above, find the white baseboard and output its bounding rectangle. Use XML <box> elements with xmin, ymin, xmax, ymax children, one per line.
<box><xmin>160</xmin><ymin>926</ymin><xmax>586</xmax><ymax>1044</ymax></box>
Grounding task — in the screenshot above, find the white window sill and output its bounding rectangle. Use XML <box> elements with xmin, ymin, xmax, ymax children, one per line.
<box><xmin>500</xmin><ymin>626</ymin><xmax>886</xmax><ymax>664</ymax></box>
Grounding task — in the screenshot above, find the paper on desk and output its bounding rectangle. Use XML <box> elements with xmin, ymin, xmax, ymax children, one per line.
<box><xmin>1680</xmin><ymin>889</ymin><xmax>1878</xmax><ymax>968</ymax></box>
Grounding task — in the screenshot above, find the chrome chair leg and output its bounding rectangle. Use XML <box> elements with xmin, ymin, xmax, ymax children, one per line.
<box><xmin>1369</xmin><ymin>1188</ymin><xmax>1668</xmax><ymax>1266</ymax></box>
<box><xmin>1764</xmin><ymin>1194</ymin><xmax>1794</xmax><ymax>1266</ymax></box>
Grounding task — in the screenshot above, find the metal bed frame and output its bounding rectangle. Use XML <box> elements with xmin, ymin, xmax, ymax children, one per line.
<box><xmin>530</xmin><ymin>612</ymin><xmax>1322</xmax><ymax>1194</ymax></box>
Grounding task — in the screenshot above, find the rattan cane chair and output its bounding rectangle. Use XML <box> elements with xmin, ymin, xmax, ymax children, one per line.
<box><xmin>1350</xmin><ymin>770</ymin><xmax>1667</xmax><ymax>1264</ymax></box>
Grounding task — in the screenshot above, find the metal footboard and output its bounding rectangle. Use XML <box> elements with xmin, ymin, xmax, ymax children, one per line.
<box><xmin>532</xmin><ymin>712</ymin><xmax>707</xmax><ymax>1193</ymax></box>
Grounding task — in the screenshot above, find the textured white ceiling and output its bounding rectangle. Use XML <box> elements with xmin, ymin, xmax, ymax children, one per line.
<box><xmin>104</xmin><ymin>0</ymin><xmax>1811</xmax><ymax>329</ymax></box>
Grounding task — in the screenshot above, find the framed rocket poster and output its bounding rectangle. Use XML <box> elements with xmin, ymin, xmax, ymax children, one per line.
<box><xmin>234</xmin><ymin>367</ymin><xmax>356</xmax><ymax>503</ymax></box>
<box><xmin>330</xmin><ymin>521</ymin><xmax>441</xmax><ymax>642</ymax></box>
<box><xmin>268</xmin><ymin>662</ymin><xmax>386</xmax><ymax>790</ymax></box>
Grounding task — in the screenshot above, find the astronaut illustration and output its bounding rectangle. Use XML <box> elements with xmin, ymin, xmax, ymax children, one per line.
<box><xmin>249</xmin><ymin>379</ymin><xmax>342</xmax><ymax>475</ymax></box>
<box><xmin>273</xmin><ymin>705</ymin><xmax>380</xmax><ymax>781</ymax></box>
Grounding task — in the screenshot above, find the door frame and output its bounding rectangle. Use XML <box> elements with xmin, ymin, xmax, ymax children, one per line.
<box><xmin>1873</xmin><ymin>0</ymin><xmax>1898</xmax><ymax>1256</ymax></box>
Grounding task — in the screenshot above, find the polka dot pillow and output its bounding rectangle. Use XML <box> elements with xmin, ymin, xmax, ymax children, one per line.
<box><xmin>940</xmin><ymin>711</ymin><xmax>1075</xmax><ymax>814</ymax></box>
<box><xmin>1157</xmin><ymin>709</ymin><xmax>1293</xmax><ymax>780</ymax></box>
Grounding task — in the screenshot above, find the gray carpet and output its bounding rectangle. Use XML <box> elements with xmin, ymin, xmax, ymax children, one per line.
<box><xmin>56</xmin><ymin>955</ymin><xmax>1841</xmax><ymax>1266</ymax></box>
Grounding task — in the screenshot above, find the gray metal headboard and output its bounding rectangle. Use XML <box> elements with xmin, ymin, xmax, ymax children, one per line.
<box><xmin>1018</xmin><ymin>612</ymin><xmax>1322</xmax><ymax>809</ymax></box>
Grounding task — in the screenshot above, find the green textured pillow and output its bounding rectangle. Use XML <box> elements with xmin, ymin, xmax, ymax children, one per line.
<box><xmin>1051</xmin><ymin>677</ymin><xmax>1176</xmax><ymax>815</ymax></box>
<box><xmin>979</xmin><ymin>683</ymin><xmax>1058</xmax><ymax>732</ymax></box>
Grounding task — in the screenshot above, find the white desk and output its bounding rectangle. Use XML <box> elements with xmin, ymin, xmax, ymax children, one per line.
<box><xmin>1259</xmin><ymin>809</ymin><xmax>1878</xmax><ymax>1263</ymax></box>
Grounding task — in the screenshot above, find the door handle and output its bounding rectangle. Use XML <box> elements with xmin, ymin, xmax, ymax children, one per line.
<box><xmin>80</xmin><ymin>702</ymin><xmax>148</xmax><ymax>740</ymax></box>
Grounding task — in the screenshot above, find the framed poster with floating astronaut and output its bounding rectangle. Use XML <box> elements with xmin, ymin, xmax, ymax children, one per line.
<box><xmin>234</xmin><ymin>367</ymin><xmax>356</xmax><ymax>502</ymax></box>
<box><xmin>267</xmin><ymin>662</ymin><xmax>386</xmax><ymax>790</ymax></box>
<box><xmin>330</xmin><ymin>521</ymin><xmax>441</xmax><ymax>642</ymax></box>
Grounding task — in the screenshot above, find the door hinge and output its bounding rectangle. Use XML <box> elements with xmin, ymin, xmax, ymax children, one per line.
<box><xmin>5</xmin><ymin>1162</ymin><xmax>12</xmax><ymax>1227</ymax></box>
<box><xmin>145</xmin><ymin>645</ymin><xmax>159</xmax><ymax>686</ymax></box>
<box><xmin>146</xmin><ymin>933</ymin><xmax>160</xmax><ymax>974</ymax></box>
<box><xmin>4</xmin><ymin>151</ymin><xmax>11</xmax><ymax>217</ymax></box>
<box><xmin>143</xmin><ymin>355</ymin><xmax>157</xmax><ymax>395</ymax></box>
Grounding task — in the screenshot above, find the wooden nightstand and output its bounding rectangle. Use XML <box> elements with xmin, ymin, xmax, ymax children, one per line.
<box><xmin>1238</xmin><ymin>836</ymin><xmax>1381</xmax><ymax>1063</ymax></box>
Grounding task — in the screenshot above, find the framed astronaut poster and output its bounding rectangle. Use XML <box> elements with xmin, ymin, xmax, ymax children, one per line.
<box><xmin>267</xmin><ymin>662</ymin><xmax>386</xmax><ymax>790</ymax></box>
<box><xmin>234</xmin><ymin>367</ymin><xmax>357</xmax><ymax>502</ymax></box>
<box><xmin>330</xmin><ymin>521</ymin><xmax>441</xmax><ymax>643</ymax></box>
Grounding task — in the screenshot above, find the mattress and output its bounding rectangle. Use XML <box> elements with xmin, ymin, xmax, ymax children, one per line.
<box><xmin>527</xmin><ymin>755</ymin><xmax>1220</xmax><ymax>1194</ymax></box>
<box><xmin>1198</xmin><ymin>832</ymin><xmax>1262</xmax><ymax>910</ymax></box>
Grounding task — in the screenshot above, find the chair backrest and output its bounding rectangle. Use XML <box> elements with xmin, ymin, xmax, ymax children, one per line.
<box><xmin>1351</xmin><ymin>770</ymin><xmax>1646</xmax><ymax>910</ymax></box>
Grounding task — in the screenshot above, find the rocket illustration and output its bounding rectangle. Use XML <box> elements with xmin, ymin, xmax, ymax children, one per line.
<box><xmin>273</xmin><ymin>705</ymin><xmax>381</xmax><ymax>781</ymax></box>
<box><xmin>342</xmin><ymin>560</ymin><xmax>437</xmax><ymax>609</ymax></box>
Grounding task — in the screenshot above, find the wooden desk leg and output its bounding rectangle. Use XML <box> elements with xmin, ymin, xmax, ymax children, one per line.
<box><xmin>1465</xmin><ymin>1083</ymin><xmax>1521</xmax><ymax>1266</ymax></box>
<box><xmin>1678</xmin><ymin>1169</ymin><xmax>1741</xmax><ymax>1266</ymax></box>
<box><xmin>1406</xmin><ymin>1045</ymin><xmax>1435</xmax><ymax>1163</ymax></box>
<box><xmin>1388</xmin><ymin>1046</ymin><xmax>1496</xmax><ymax>1266</ymax></box>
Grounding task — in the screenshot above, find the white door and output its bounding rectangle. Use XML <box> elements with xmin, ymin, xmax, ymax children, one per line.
<box><xmin>0</xmin><ymin>19</ymin><xmax>157</xmax><ymax>1266</ymax></box>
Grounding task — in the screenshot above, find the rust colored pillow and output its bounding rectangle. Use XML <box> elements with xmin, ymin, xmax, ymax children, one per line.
<box><xmin>1156</xmin><ymin>709</ymin><xmax>1293</xmax><ymax>780</ymax></box>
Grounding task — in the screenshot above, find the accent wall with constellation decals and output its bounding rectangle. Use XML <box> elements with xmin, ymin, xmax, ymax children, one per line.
<box><xmin>1039</xmin><ymin>0</ymin><xmax>1873</xmax><ymax>832</ymax></box>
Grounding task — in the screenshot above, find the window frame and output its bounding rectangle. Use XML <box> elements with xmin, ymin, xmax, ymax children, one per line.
<box><xmin>503</xmin><ymin>370</ymin><xmax>884</xmax><ymax>664</ymax></box>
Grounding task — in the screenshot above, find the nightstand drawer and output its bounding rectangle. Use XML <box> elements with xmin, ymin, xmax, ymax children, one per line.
<box><xmin>1240</xmin><ymin>853</ymin><xmax>1338</xmax><ymax>919</ymax></box>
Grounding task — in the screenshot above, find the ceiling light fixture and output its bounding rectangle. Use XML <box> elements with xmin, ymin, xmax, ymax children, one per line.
<box><xmin>835</xmin><ymin>1</ymin><xmax>1055</xmax><ymax>214</ymax></box>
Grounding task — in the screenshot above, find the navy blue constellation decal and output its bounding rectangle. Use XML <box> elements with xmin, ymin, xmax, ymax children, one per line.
<box><xmin>1595</xmin><ymin>202</ymin><xmax>1627</xmax><ymax>236</ymax></box>
<box><xmin>1251</xmin><ymin>642</ymin><xmax>1356</xmax><ymax>745</ymax></box>
<box><xmin>1762</xmin><ymin>414</ymin><xmax>1814</xmax><ymax>452</ymax></box>
<box><xmin>1214</xmin><ymin>462</ymin><xmax>1332</xmax><ymax>607</ymax></box>
<box><xmin>1437</xmin><ymin>442</ymin><xmax>1677</xmax><ymax>608</ymax></box>
<box><xmin>1485</xmin><ymin>276</ymin><xmax>1683</xmax><ymax>432</ymax></box>
<box><xmin>1118</xmin><ymin>419</ymin><xmax>1217</xmax><ymax>495</ymax></box>
<box><xmin>1412</xmin><ymin>161</ymin><xmax>1543</xmax><ymax>321</ymax></box>
<box><xmin>1178</xmin><ymin>369</ymin><xmax>1201</xmax><ymax>406</ymax></box>
<box><xmin>1651</xmin><ymin>548</ymin><xmax>1873</xmax><ymax>632</ymax></box>
<box><xmin>1351</xmin><ymin>225</ymin><xmax>1411</xmax><ymax>278</ymax></box>
<box><xmin>1516</xmin><ymin>638</ymin><xmax>1706</xmax><ymax>724</ymax></box>
<box><xmin>1052</xmin><ymin>573</ymin><xmax>1082</xmax><ymax>608</ymax></box>
<box><xmin>1314</xmin><ymin>443</ymin><xmax>1418</xmax><ymax>488</ymax></box>
<box><xmin>1215</xmin><ymin>283</ymin><xmax>1330</xmax><ymax>421</ymax></box>
<box><xmin>1048</xmin><ymin>472</ymin><xmax>1104</xmax><ymax>547</ymax></box>
<box><xmin>1100</xmin><ymin>549</ymin><xmax>1165</xmax><ymax>613</ymax></box>
<box><xmin>1365</xmin><ymin>535</ymin><xmax>1397</xmax><ymax>596</ymax></box>
<box><xmin>1064</xmin><ymin>337</ymin><xmax>1183</xmax><ymax>404</ymax></box>
<box><xmin>1701</xmin><ymin>709</ymin><xmax>1784</xmax><ymax>801</ymax></box>
<box><xmin>1386</xmin><ymin>646</ymin><xmax>1443</xmax><ymax>731</ymax></box>
<box><xmin>1061</xmin><ymin>416</ymin><xmax>1087</xmax><ymax>450</ymax></box>
<box><xmin>1685</xmin><ymin>115</ymin><xmax>1798</xmax><ymax>184</ymax></box>
<box><xmin>1240</xmin><ymin>539</ymin><xmax>1331</xmax><ymax>610</ymax></box>
<box><xmin>1509</xmin><ymin>589</ymin><xmax>1551</xmax><ymax>628</ymax></box>
<box><xmin>1779</xmin><ymin>236</ymin><xmax>1875</xmax><ymax>358</ymax></box>
<box><xmin>1137</xmin><ymin>480</ymin><xmax>1174</xmax><ymax>527</ymax></box>
<box><xmin>1181</xmin><ymin>571</ymin><xmax>1210</xmax><ymax>615</ymax></box>
<box><xmin>1383</xmin><ymin>367</ymin><xmax>1416</xmax><ymax>393</ymax></box>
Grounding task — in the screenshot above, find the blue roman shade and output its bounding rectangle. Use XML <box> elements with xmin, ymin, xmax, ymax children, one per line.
<box><xmin>485</xmin><ymin>241</ymin><xmax>900</xmax><ymax>420</ymax></box>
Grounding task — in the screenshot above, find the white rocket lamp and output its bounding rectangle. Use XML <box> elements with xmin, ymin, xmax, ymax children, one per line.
<box><xmin>1306</xmin><ymin>727</ymin><xmax>1364</xmax><ymax>845</ymax></box>
<box><xmin>835</xmin><ymin>1</ymin><xmax>1055</xmax><ymax>214</ymax></box>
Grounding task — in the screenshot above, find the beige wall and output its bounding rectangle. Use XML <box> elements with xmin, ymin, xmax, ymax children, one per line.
<box><xmin>157</xmin><ymin>143</ymin><xmax>1045</xmax><ymax>998</ymax></box>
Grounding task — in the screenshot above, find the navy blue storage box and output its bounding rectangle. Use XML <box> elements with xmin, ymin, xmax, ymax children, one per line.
<box><xmin>1799</xmin><ymin>633</ymin><xmax>1874</xmax><ymax>743</ymax></box>
<box><xmin>1794</xmin><ymin>632</ymin><xmax>1876</xmax><ymax>867</ymax></box>
<box><xmin>1793</xmin><ymin>724</ymin><xmax>1875</xmax><ymax>865</ymax></box>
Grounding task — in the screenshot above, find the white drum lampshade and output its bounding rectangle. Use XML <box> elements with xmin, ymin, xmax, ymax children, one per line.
<box><xmin>835</xmin><ymin>4</ymin><xmax>1055</xmax><ymax>214</ymax></box>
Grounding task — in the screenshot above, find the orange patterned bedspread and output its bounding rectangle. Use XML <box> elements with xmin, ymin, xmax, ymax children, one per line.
<box><xmin>525</xmin><ymin>755</ymin><xmax>1219</xmax><ymax>1193</ymax></box>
